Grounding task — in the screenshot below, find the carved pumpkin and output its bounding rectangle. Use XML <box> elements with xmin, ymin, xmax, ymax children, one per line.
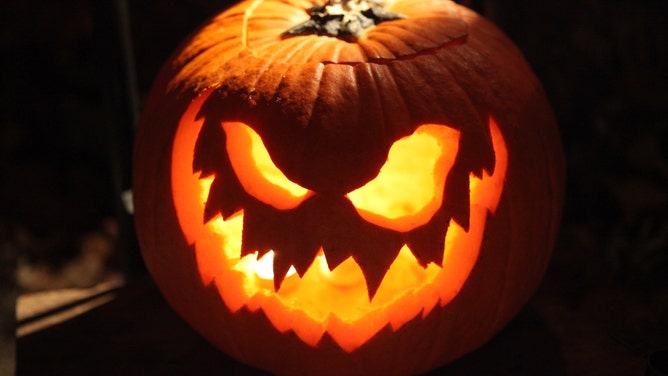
<box><xmin>133</xmin><ymin>0</ymin><xmax>564</xmax><ymax>374</ymax></box>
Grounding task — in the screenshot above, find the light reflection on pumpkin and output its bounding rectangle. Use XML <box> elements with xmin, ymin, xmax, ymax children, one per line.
<box><xmin>170</xmin><ymin>92</ymin><xmax>508</xmax><ymax>351</ymax></box>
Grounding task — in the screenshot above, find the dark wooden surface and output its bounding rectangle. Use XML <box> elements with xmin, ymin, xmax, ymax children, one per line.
<box><xmin>17</xmin><ymin>269</ymin><xmax>668</xmax><ymax>375</ymax></box>
<box><xmin>17</xmin><ymin>279</ymin><xmax>569</xmax><ymax>376</ymax></box>
<box><xmin>17</xmin><ymin>277</ymin><xmax>667</xmax><ymax>375</ymax></box>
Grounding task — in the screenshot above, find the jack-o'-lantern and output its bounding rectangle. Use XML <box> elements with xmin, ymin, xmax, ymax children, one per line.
<box><xmin>133</xmin><ymin>0</ymin><xmax>565</xmax><ymax>375</ymax></box>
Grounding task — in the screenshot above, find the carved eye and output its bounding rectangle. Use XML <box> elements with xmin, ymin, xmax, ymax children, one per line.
<box><xmin>223</xmin><ymin>121</ymin><xmax>313</xmax><ymax>209</ymax></box>
<box><xmin>347</xmin><ymin>124</ymin><xmax>460</xmax><ymax>232</ymax></box>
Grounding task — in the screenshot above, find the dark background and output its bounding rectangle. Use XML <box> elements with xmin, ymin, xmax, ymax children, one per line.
<box><xmin>2</xmin><ymin>0</ymin><xmax>667</xmax><ymax>374</ymax></box>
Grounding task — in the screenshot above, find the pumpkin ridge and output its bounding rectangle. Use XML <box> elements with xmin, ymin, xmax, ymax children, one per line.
<box><xmin>253</xmin><ymin>34</ymin><xmax>316</xmax><ymax>63</ymax></box>
<box><xmin>286</xmin><ymin>37</ymin><xmax>333</xmax><ymax>64</ymax></box>
<box><xmin>240</xmin><ymin>0</ymin><xmax>264</xmax><ymax>48</ymax></box>
<box><xmin>367</xmin><ymin>62</ymin><xmax>411</xmax><ymax>139</ymax></box>
<box><xmin>404</xmin><ymin>206</ymin><xmax>450</xmax><ymax>268</ymax></box>
<box><xmin>355</xmin><ymin>63</ymin><xmax>386</xmax><ymax>142</ymax></box>
<box><xmin>316</xmin><ymin>34</ymin><xmax>467</xmax><ymax>66</ymax></box>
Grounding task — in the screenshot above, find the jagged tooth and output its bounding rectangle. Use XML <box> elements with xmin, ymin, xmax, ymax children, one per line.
<box><xmin>364</xmin><ymin>267</ymin><xmax>387</xmax><ymax>301</ymax></box>
<box><xmin>452</xmin><ymin>179</ymin><xmax>470</xmax><ymax>232</ymax></box>
<box><xmin>405</xmin><ymin>211</ymin><xmax>449</xmax><ymax>267</ymax></box>
<box><xmin>203</xmin><ymin>200</ymin><xmax>219</xmax><ymax>224</ymax></box>
<box><xmin>221</xmin><ymin>190</ymin><xmax>245</xmax><ymax>220</ymax></box>
<box><xmin>202</xmin><ymin>174</ymin><xmax>245</xmax><ymax>222</ymax></box>
<box><xmin>447</xmin><ymin>127</ymin><xmax>496</xmax><ymax>230</ymax></box>
<box><xmin>203</xmin><ymin>176</ymin><xmax>223</xmax><ymax>223</ymax></box>
<box><xmin>272</xmin><ymin>250</ymin><xmax>293</xmax><ymax>292</ymax></box>
<box><xmin>322</xmin><ymin>245</ymin><xmax>350</xmax><ymax>271</ymax></box>
<box><xmin>239</xmin><ymin>236</ymin><xmax>272</xmax><ymax>259</ymax></box>
<box><xmin>444</xmin><ymin>164</ymin><xmax>471</xmax><ymax>232</ymax></box>
<box><xmin>355</xmin><ymin>253</ymin><xmax>394</xmax><ymax>301</ymax></box>
<box><xmin>285</xmin><ymin>221</ymin><xmax>323</xmax><ymax>277</ymax></box>
<box><xmin>256</xmin><ymin>248</ymin><xmax>271</xmax><ymax>259</ymax></box>
<box><xmin>204</xmin><ymin>177</ymin><xmax>242</xmax><ymax>223</ymax></box>
<box><xmin>239</xmin><ymin>235</ymin><xmax>259</xmax><ymax>258</ymax></box>
<box><xmin>192</xmin><ymin>115</ymin><xmax>224</xmax><ymax>176</ymax></box>
<box><xmin>195</xmin><ymin>103</ymin><xmax>249</xmax><ymax>223</ymax></box>
<box><xmin>321</xmin><ymin>233</ymin><xmax>355</xmax><ymax>272</ymax></box>
<box><xmin>220</xmin><ymin>204</ymin><xmax>243</xmax><ymax>220</ymax></box>
<box><xmin>464</xmin><ymin>142</ymin><xmax>494</xmax><ymax>180</ymax></box>
<box><xmin>240</xmin><ymin>207</ymin><xmax>270</xmax><ymax>257</ymax></box>
<box><xmin>292</xmin><ymin>242</ymin><xmax>321</xmax><ymax>278</ymax></box>
<box><xmin>353</xmin><ymin>236</ymin><xmax>404</xmax><ymax>300</ymax></box>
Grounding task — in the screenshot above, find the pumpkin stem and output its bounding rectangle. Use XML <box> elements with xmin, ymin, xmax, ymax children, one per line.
<box><xmin>283</xmin><ymin>0</ymin><xmax>405</xmax><ymax>39</ymax></box>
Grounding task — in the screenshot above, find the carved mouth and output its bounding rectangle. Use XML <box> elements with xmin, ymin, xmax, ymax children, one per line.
<box><xmin>170</xmin><ymin>92</ymin><xmax>508</xmax><ymax>351</ymax></box>
<box><xmin>216</xmin><ymin>192</ymin><xmax>448</xmax><ymax>298</ymax></box>
<box><xmin>192</xmin><ymin>106</ymin><xmax>485</xmax><ymax>300</ymax></box>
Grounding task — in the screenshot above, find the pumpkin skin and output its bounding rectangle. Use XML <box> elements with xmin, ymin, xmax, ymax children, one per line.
<box><xmin>133</xmin><ymin>0</ymin><xmax>565</xmax><ymax>375</ymax></box>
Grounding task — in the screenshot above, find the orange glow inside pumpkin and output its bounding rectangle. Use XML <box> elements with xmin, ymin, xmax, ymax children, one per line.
<box><xmin>171</xmin><ymin>92</ymin><xmax>508</xmax><ymax>352</ymax></box>
<box><xmin>225</xmin><ymin>120</ymin><xmax>458</xmax><ymax>231</ymax></box>
<box><xmin>224</xmin><ymin>122</ymin><xmax>312</xmax><ymax>210</ymax></box>
<box><xmin>348</xmin><ymin>124</ymin><xmax>459</xmax><ymax>232</ymax></box>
